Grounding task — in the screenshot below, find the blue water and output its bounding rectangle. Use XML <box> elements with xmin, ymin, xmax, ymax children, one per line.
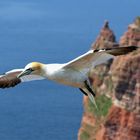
<box><xmin>0</xmin><ymin>24</ymin><xmax>85</xmax><ymax>140</ymax></box>
<box><xmin>0</xmin><ymin>0</ymin><xmax>139</xmax><ymax>140</ymax></box>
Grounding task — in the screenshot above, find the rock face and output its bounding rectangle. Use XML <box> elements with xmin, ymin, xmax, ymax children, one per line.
<box><xmin>91</xmin><ymin>21</ymin><xmax>118</xmax><ymax>49</ymax></box>
<box><xmin>78</xmin><ymin>17</ymin><xmax>140</xmax><ymax>140</ymax></box>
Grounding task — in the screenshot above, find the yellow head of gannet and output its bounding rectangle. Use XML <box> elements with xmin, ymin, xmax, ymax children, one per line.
<box><xmin>18</xmin><ymin>62</ymin><xmax>45</xmax><ymax>78</ymax></box>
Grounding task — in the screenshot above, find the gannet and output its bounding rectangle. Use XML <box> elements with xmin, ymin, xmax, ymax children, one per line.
<box><xmin>0</xmin><ymin>46</ymin><xmax>138</xmax><ymax>109</ymax></box>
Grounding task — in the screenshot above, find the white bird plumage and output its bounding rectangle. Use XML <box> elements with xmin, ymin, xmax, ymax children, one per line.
<box><xmin>0</xmin><ymin>46</ymin><xmax>138</xmax><ymax>109</ymax></box>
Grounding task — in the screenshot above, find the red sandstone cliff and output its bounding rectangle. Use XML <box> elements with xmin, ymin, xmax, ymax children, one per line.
<box><xmin>78</xmin><ymin>17</ymin><xmax>140</xmax><ymax>140</ymax></box>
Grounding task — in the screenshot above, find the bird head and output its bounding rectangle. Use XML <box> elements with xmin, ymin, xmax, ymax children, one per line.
<box><xmin>18</xmin><ymin>62</ymin><xmax>45</xmax><ymax>78</ymax></box>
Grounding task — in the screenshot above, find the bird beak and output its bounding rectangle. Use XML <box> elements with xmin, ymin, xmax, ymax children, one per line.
<box><xmin>17</xmin><ymin>69</ymin><xmax>33</xmax><ymax>78</ymax></box>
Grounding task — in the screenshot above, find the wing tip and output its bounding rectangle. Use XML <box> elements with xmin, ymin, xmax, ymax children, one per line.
<box><xmin>94</xmin><ymin>46</ymin><xmax>139</xmax><ymax>56</ymax></box>
<box><xmin>0</xmin><ymin>79</ymin><xmax>21</xmax><ymax>89</ymax></box>
<box><xmin>0</xmin><ymin>73</ymin><xmax>22</xmax><ymax>89</ymax></box>
<box><xmin>126</xmin><ymin>45</ymin><xmax>139</xmax><ymax>50</ymax></box>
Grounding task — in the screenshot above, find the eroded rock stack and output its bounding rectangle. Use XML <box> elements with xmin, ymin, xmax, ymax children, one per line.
<box><xmin>78</xmin><ymin>17</ymin><xmax>140</xmax><ymax>140</ymax></box>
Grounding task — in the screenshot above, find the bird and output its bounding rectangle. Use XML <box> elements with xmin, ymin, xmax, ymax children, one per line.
<box><xmin>0</xmin><ymin>46</ymin><xmax>138</xmax><ymax>109</ymax></box>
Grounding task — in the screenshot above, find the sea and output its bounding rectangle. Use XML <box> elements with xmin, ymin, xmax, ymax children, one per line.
<box><xmin>0</xmin><ymin>1</ymin><xmax>94</xmax><ymax>140</ymax></box>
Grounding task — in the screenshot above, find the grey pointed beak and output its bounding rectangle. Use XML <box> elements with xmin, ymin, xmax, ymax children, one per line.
<box><xmin>17</xmin><ymin>69</ymin><xmax>33</xmax><ymax>78</ymax></box>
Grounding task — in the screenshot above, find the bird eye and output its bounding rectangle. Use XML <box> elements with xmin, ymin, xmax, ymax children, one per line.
<box><xmin>26</xmin><ymin>68</ymin><xmax>34</xmax><ymax>71</ymax></box>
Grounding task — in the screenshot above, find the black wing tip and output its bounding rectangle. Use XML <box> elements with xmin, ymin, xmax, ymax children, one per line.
<box><xmin>0</xmin><ymin>81</ymin><xmax>21</xmax><ymax>89</ymax></box>
<box><xmin>0</xmin><ymin>70</ymin><xmax>23</xmax><ymax>89</ymax></box>
<box><xmin>125</xmin><ymin>46</ymin><xmax>139</xmax><ymax>50</ymax></box>
<box><xmin>118</xmin><ymin>46</ymin><xmax>139</xmax><ymax>54</ymax></box>
<box><xmin>94</xmin><ymin>46</ymin><xmax>139</xmax><ymax>51</ymax></box>
<box><xmin>93</xmin><ymin>46</ymin><xmax>139</xmax><ymax>56</ymax></box>
<box><xmin>0</xmin><ymin>76</ymin><xmax>21</xmax><ymax>89</ymax></box>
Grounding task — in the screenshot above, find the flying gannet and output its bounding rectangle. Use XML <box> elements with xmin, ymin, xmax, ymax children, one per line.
<box><xmin>0</xmin><ymin>46</ymin><xmax>138</xmax><ymax>109</ymax></box>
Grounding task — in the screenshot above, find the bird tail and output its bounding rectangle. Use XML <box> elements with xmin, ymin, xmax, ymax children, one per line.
<box><xmin>87</xmin><ymin>91</ymin><xmax>98</xmax><ymax>110</ymax></box>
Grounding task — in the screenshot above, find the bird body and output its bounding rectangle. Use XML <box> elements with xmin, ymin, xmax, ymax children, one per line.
<box><xmin>0</xmin><ymin>46</ymin><xmax>138</xmax><ymax>109</ymax></box>
<box><xmin>45</xmin><ymin>64</ymin><xmax>86</xmax><ymax>88</ymax></box>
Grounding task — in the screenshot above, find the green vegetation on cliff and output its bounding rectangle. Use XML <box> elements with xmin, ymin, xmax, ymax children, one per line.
<box><xmin>80</xmin><ymin>130</ymin><xmax>90</xmax><ymax>140</ymax></box>
<box><xmin>135</xmin><ymin>16</ymin><xmax>140</xmax><ymax>27</ymax></box>
<box><xmin>87</xmin><ymin>95</ymin><xmax>112</xmax><ymax>117</ymax></box>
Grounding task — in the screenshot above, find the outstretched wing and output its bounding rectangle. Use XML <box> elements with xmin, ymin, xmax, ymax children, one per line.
<box><xmin>63</xmin><ymin>46</ymin><xmax>138</xmax><ymax>72</ymax></box>
<box><xmin>0</xmin><ymin>69</ymin><xmax>23</xmax><ymax>88</ymax></box>
<box><xmin>0</xmin><ymin>69</ymin><xmax>44</xmax><ymax>88</ymax></box>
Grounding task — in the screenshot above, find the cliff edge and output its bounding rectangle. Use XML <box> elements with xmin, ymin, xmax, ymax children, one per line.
<box><xmin>78</xmin><ymin>17</ymin><xmax>140</xmax><ymax>140</ymax></box>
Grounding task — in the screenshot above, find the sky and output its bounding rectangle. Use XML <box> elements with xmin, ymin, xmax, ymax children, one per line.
<box><xmin>0</xmin><ymin>0</ymin><xmax>139</xmax><ymax>67</ymax></box>
<box><xmin>0</xmin><ymin>1</ymin><xmax>139</xmax><ymax>39</ymax></box>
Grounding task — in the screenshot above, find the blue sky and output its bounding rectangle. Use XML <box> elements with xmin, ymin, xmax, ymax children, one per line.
<box><xmin>0</xmin><ymin>0</ymin><xmax>139</xmax><ymax>38</ymax></box>
<box><xmin>0</xmin><ymin>0</ymin><xmax>139</xmax><ymax>68</ymax></box>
